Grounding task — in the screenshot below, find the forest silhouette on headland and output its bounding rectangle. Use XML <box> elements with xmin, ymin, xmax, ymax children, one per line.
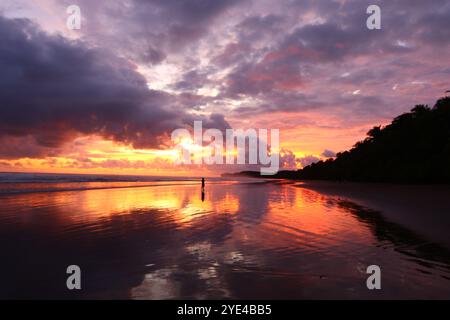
<box><xmin>226</xmin><ymin>96</ymin><xmax>450</xmax><ymax>183</ymax></box>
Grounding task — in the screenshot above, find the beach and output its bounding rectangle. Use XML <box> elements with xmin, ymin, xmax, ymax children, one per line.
<box><xmin>0</xmin><ymin>173</ymin><xmax>449</xmax><ymax>299</ymax></box>
<box><xmin>298</xmin><ymin>181</ymin><xmax>450</xmax><ymax>248</ymax></box>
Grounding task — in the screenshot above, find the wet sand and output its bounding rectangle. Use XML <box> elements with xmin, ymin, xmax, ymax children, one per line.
<box><xmin>0</xmin><ymin>178</ymin><xmax>449</xmax><ymax>299</ymax></box>
<box><xmin>297</xmin><ymin>181</ymin><xmax>450</xmax><ymax>249</ymax></box>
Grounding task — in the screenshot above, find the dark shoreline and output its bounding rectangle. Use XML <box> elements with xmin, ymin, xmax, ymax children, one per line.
<box><xmin>295</xmin><ymin>180</ymin><xmax>450</xmax><ymax>249</ymax></box>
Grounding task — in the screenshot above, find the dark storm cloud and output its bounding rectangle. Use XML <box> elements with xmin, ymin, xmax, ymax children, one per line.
<box><xmin>147</xmin><ymin>0</ymin><xmax>241</xmax><ymax>47</ymax></box>
<box><xmin>231</xmin><ymin>91</ymin><xmax>326</xmax><ymax>115</ymax></box>
<box><xmin>0</xmin><ymin>136</ymin><xmax>59</xmax><ymax>160</ymax></box>
<box><xmin>215</xmin><ymin>0</ymin><xmax>450</xmax><ymax>120</ymax></box>
<box><xmin>48</xmin><ymin>0</ymin><xmax>449</xmax><ymax>119</ymax></box>
<box><xmin>234</xmin><ymin>14</ymin><xmax>286</xmax><ymax>45</ymax></box>
<box><xmin>282</xmin><ymin>23</ymin><xmax>369</xmax><ymax>62</ymax></box>
<box><xmin>173</xmin><ymin>70</ymin><xmax>210</xmax><ymax>91</ymax></box>
<box><xmin>208</xmin><ymin>14</ymin><xmax>285</xmax><ymax>72</ymax></box>
<box><xmin>223</xmin><ymin>52</ymin><xmax>305</xmax><ymax>98</ymax></box>
<box><xmin>0</xmin><ymin>16</ymin><xmax>170</xmax><ymax>148</ymax></box>
<box><xmin>57</xmin><ymin>0</ymin><xmax>243</xmax><ymax>63</ymax></box>
<box><xmin>0</xmin><ymin>16</ymin><xmax>229</xmax><ymax>159</ymax></box>
<box><xmin>1</xmin><ymin>0</ymin><xmax>449</xmax><ymax>160</ymax></box>
<box><xmin>136</xmin><ymin>0</ymin><xmax>240</xmax><ymax>26</ymax></box>
<box><xmin>415</xmin><ymin>10</ymin><xmax>450</xmax><ymax>45</ymax></box>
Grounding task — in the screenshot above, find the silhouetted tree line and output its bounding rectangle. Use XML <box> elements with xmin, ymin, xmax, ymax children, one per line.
<box><xmin>298</xmin><ymin>96</ymin><xmax>450</xmax><ymax>183</ymax></box>
<box><xmin>224</xmin><ymin>96</ymin><xmax>450</xmax><ymax>183</ymax></box>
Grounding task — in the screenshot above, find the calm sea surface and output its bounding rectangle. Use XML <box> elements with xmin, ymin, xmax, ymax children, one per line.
<box><xmin>0</xmin><ymin>173</ymin><xmax>449</xmax><ymax>299</ymax></box>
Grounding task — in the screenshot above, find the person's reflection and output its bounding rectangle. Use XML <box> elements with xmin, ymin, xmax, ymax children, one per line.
<box><xmin>201</xmin><ymin>177</ymin><xmax>205</xmax><ymax>202</ymax></box>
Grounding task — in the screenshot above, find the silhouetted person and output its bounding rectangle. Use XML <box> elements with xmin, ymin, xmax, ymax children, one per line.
<box><xmin>201</xmin><ymin>177</ymin><xmax>205</xmax><ymax>202</ymax></box>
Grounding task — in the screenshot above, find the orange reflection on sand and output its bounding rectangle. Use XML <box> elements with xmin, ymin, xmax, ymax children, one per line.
<box><xmin>255</xmin><ymin>186</ymin><xmax>373</xmax><ymax>249</ymax></box>
<box><xmin>48</xmin><ymin>182</ymin><xmax>241</xmax><ymax>225</ymax></box>
<box><xmin>174</xmin><ymin>189</ymin><xmax>240</xmax><ymax>225</ymax></box>
<box><xmin>213</xmin><ymin>192</ymin><xmax>240</xmax><ymax>214</ymax></box>
<box><xmin>1</xmin><ymin>181</ymin><xmax>241</xmax><ymax>232</ymax></box>
<box><xmin>78</xmin><ymin>186</ymin><xmax>182</xmax><ymax>216</ymax></box>
<box><xmin>176</xmin><ymin>193</ymin><xmax>214</xmax><ymax>223</ymax></box>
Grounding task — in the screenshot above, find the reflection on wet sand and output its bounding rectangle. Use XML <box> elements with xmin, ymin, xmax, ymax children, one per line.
<box><xmin>0</xmin><ymin>180</ymin><xmax>449</xmax><ymax>299</ymax></box>
<box><xmin>335</xmin><ymin>199</ymin><xmax>450</xmax><ymax>276</ymax></box>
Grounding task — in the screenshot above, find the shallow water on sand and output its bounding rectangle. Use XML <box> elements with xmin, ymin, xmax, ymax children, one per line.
<box><xmin>0</xmin><ymin>179</ymin><xmax>449</xmax><ymax>299</ymax></box>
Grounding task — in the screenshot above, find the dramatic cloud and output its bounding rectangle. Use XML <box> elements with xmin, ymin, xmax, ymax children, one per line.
<box><xmin>0</xmin><ymin>0</ymin><xmax>449</xmax><ymax>171</ymax></box>
<box><xmin>39</xmin><ymin>0</ymin><xmax>244</xmax><ymax>64</ymax></box>
<box><xmin>0</xmin><ymin>16</ymin><xmax>229</xmax><ymax>159</ymax></box>
<box><xmin>279</xmin><ymin>149</ymin><xmax>298</xmax><ymax>169</ymax></box>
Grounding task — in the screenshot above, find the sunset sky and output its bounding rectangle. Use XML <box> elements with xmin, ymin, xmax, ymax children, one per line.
<box><xmin>0</xmin><ymin>0</ymin><xmax>449</xmax><ymax>176</ymax></box>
